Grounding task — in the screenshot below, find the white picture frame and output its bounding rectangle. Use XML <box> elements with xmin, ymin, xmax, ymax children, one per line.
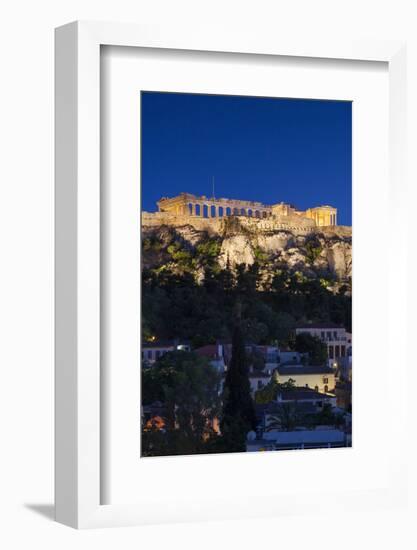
<box><xmin>55</xmin><ymin>21</ymin><xmax>407</xmax><ymax>529</ymax></box>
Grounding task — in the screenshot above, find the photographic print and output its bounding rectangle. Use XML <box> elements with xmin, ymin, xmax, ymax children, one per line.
<box><xmin>141</xmin><ymin>92</ymin><xmax>352</xmax><ymax>457</ymax></box>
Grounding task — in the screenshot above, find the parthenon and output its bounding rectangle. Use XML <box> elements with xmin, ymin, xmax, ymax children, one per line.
<box><xmin>156</xmin><ymin>193</ymin><xmax>337</xmax><ymax>226</ymax></box>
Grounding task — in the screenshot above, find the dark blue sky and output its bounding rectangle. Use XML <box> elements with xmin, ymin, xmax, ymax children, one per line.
<box><xmin>141</xmin><ymin>92</ymin><xmax>352</xmax><ymax>225</ymax></box>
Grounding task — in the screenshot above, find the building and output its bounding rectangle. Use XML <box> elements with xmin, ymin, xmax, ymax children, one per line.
<box><xmin>142</xmin><ymin>339</ymin><xmax>190</xmax><ymax>364</ymax></box>
<box><xmin>276</xmin><ymin>364</ymin><xmax>336</xmax><ymax>394</ymax></box>
<box><xmin>155</xmin><ymin>192</ymin><xmax>338</xmax><ymax>227</ymax></box>
<box><xmin>295</xmin><ymin>324</ymin><xmax>352</xmax><ymax>369</ymax></box>
<box><xmin>277</xmin><ymin>387</ymin><xmax>337</xmax><ymax>408</ymax></box>
<box><xmin>248</xmin><ymin>371</ymin><xmax>272</xmax><ymax>393</ymax></box>
<box><xmin>279</xmin><ymin>349</ymin><xmax>307</xmax><ymax>365</ymax></box>
<box><xmin>205</xmin><ymin>341</ymin><xmax>280</xmax><ymax>372</ymax></box>
<box><xmin>195</xmin><ymin>343</ymin><xmax>226</xmax><ymax>372</ymax></box>
<box><xmin>253</xmin><ymin>345</ymin><xmax>280</xmax><ymax>366</ymax></box>
<box><xmin>305</xmin><ymin>205</ymin><xmax>337</xmax><ymax>226</ymax></box>
<box><xmin>158</xmin><ymin>193</ymin><xmax>272</xmax><ymax>219</ymax></box>
<box><xmin>246</xmin><ymin>429</ymin><xmax>347</xmax><ymax>452</ymax></box>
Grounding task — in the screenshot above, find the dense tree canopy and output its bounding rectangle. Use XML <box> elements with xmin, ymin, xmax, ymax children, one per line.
<box><xmin>142</xmin><ymin>259</ymin><xmax>351</xmax><ymax>349</ymax></box>
<box><xmin>295</xmin><ymin>333</ymin><xmax>328</xmax><ymax>366</ymax></box>
<box><xmin>142</xmin><ymin>351</ymin><xmax>222</xmax><ymax>456</ymax></box>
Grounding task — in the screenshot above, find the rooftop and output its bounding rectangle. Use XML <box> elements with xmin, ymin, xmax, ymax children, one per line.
<box><xmin>296</xmin><ymin>323</ymin><xmax>344</xmax><ymax>330</ymax></box>
<box><xmin>277</xmin><ymin>365</ymin><xmax>334</xmax><ymax>375</ymax></box>
<box><xmin>279</xmin><ymin>388</ymin><xmax>334</xmax><ymax>401</ymax></box>
<box><xmin>142</xmin><ymin>339</ymin><xmax>190</xmax><ymax>349</ymax></box>
<box><xmin>256</xmin><ymin>402</ymin><xmax>318</xmax><ymax>416</ymax></box>
<box><xmin>249</xmin><ymin>372</ymin><xmax>272</xmax><ymax>379</ymax></box>
<box><xmin>195</xmin><ymin>344</ymin><xmax>221</xmax><ymax>359</ymax></box>
<box><xmin>261</xmin><ymin>429</ymin><xmax>346</xmax><ymax>445</ymax></box>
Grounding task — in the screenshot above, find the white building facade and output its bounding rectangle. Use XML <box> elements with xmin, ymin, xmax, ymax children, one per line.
<box><xmin>295</xmin><ymin>324</ymin><xmax>352</xmax><ymax>369</ymax></box>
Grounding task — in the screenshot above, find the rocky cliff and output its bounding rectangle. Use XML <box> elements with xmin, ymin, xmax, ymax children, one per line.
<box><xmin>142</xmin><ymin>215</ymin><xmax>352</xmax><ymax>285</ymax></box>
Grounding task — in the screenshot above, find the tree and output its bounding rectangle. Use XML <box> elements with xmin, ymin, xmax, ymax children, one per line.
<box><xmin>141</xmin><ymin>351</ymin><xmax>221</xmax><ymax>456</ymax></box>
<box><xmin>315</xmin><ymin>403</ymin><xmax>336</xmax><ymax>426</ymax></box>
<box><xmin>254</xmin><ymin>375</ymin><xmax>296</xmax><ymax>404</ymax></box>
<box><xmin>305</xmin><ymin>239</ymin><xmax>323</xmax><ymax>266</ymax></box>
<box><xmin>221</xmin><ymin>324</ymin><xmax>257</xmax><ymax>452</ymax></box>
<box><xmin>247</xmin><ymin>349</ymin><xmax>265</xmax><ymax>372</ymax></box>
<box><xmin>266</xmin><ymin>403</ymin><xmax>301</xmax><ymax>432</ymax></box>
<box><xmin>295</xmin><ymin>333</ymin><xmax>328</xmax><ymax>366</ymax></box>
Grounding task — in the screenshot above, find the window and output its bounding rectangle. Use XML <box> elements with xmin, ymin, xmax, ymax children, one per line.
<box><xmin>321</xmin><ymin>331</ymin><xmax>325</xmax><ymax>340</ymax></box>
<box><xmin>324</xmin><ymin>385</ymin><xmax>329</xmax><ymax>393</ymax></box>
<box><xmin>258</xmin><ymin>380</ymin><xmax>264</xmax><ymax>389</ymax></box>
<box><xmin>335</xmin><ymin>345</ymin><xmax>340</xmax><ymax>358</ymax></box>
<box><xmin>341</xmin><ymin>345</ymin><xmax>346</xmax><ymax>357</ymax></box>
<box><xmin>326</xmin><ymin>331</ymin><xmax>332</xmax><ymax>340</ymax></box>
<box><xmin>333</xmin><ymin>331</ymin><xmax>338</xmax><ymax>339</ymax></box>
<box><xmin>314</xmin><ymin>386</ymin><xmax>319</xmax><ymax>392</ymax></box>
<box><xmin>323</xmin><ymin>377</ymin><xmax>329</xmax><ymax>384</ymax></box>
<box><xmin>329</xmin><ymin>346</ymin><xmax>334</xmax><ymax>359</ymax></box>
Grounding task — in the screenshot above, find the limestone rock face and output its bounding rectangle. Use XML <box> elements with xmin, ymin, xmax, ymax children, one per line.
<box><xmin>171</xmin><ymin>224</ymin><xmax>206</xmax><ymax>246</ymax></box>
<box><xmin>219</xmin><ymin>235</ymin><xmax>255</xmax><ymax>268</ymax></box>
<box><xmin>256</xmin><ymin>232</ymin><xmax>296</xmax><ymax>253</ymax></box>
<box><xmin>326</xmin><ymin>241</ymin><xmax>352</xmax><ymax>279</ymax></box>
<box><xmin>279</xmin><ymin>247</ymin><xmax>308</xmax><ymax>270</ymax></box>
<box><xmin>142</xmin><ymin>217</ymin><xmax>352</xmax><ymax>282</ymax></box>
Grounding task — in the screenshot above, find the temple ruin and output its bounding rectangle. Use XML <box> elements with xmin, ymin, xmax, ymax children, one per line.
<box><xmin>155</xmin><ymin>193</ymin><xmax>337</xmax><ymax>227</ymax></box>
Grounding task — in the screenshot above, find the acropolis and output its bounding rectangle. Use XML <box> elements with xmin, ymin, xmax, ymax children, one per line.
<box><xmin>142</xmin><ymin>192</ymin><xmax>338</xmax><ymax>232</ymax></box>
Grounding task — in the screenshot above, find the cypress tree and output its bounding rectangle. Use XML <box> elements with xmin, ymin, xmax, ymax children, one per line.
<box><xmin>221</xmin><ymin>323</ymin><xmax>257</xmax><ymax>452</ymax></box>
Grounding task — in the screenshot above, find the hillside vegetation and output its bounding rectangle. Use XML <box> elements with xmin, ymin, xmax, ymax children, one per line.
<box><xmin>142</xmin><ymin>218</ymin><xmax>352</xmax><ymax>347</ymax></box>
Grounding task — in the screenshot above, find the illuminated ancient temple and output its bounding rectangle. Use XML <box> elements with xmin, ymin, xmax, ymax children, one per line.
<box><xmin>156</xmin><ymin>193</ymin><xmax>337</xmax><ymax>227</ymax></box>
